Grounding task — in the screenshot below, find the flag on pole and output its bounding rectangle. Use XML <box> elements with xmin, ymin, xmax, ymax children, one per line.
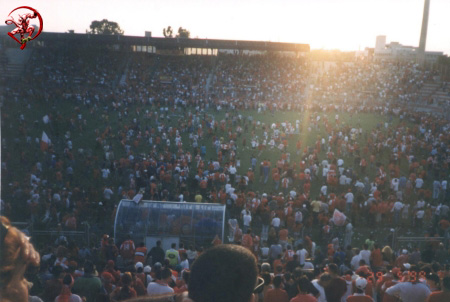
<box><xmin>40</xmin><ymin>131</ymin><xmax>51</xmax><ymax>151</ymax></box>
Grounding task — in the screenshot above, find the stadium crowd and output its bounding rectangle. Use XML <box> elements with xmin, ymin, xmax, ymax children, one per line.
<box><xmin>1</xmin><ymin>46</ymin><xmax>449</xmax><ymax>302</ymax></box>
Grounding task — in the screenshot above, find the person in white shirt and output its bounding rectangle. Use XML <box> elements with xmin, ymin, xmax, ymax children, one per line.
<box><xmin>103</xmin><ymin>187</ymin><xmax>113</xmax><ymax>201</ymax></box>
<box><xmin>359</xmin><ymin>244</ymin><xmax>371</xmax><ymax>267</ymax></box>
<box><xmin>102</xmin><ymin>168</ymin><xmax>110</xmax><ymax>179</ymax></box>
<box><xmin>228</xmin><ymin>218</ymin><xmax>238</xmax><ymax>242</ymax></box>
<box><xmin>385</xmin><ymin>277</ymin><xmax>431</xmax><ymax>302</ymax></box>
<box><xmin>311</xmin><ymin>273</ymin><xmax>332</xmax><ymax>302</ymax></box>
<box><xmin>416</xmin><ymin>210</ymin><xmax>425</xmax><ymax>228</ymax></box>
<box><xmin>295</xmin><ymin>210</ymin><xmax>303</xmax><ymax>224</ymax></box>
<box><xmin>416</xmin><ymin>199</ymin><xmax>426</xmax><ymax>209</ymax></box>
<box><xmin>322</xmin><ymin>165</ymin><xmax>329</xmax><ymax>181</ymax></box>
<box><xmin>345</xmin><ymin>190</ymin><xmax>354</xmax><ymax>213</ymax></box>
<box><xmin>393</xmin><ymin>201</ymin><xmax>403</xmax><ymax>225</ymax></box>
<box><xmin>391</xmin><ymin>178</ymin><xmax>399</xmax><ymax>192</ymax></box>
<box><xmin>180</xmin><ymin>253</ymin><xmax>189</xmax><ymax>270</ymax></box>
<box><xmin>260</xmin><ymin>243</ymin><xmax>270</xmax><ymax>262</ymax></box>
<box><xmin>290</xmin><ymin>190</ymin><xmax>297</xmax><ymax>199</ymax></box>
<box><xmin>351</xmin><ymin>249</ymin><xmax>361</xmax><ymax>270</ymax></box>
<box><xmin>415</xmin><ymin>178</ymin><xmax>424</xmax><ymax>189</ymax></box>
<box><xmin>147</xmin><ymin>268</ymin><xmax>174</xmax><ymax>296</ymax></box>
<box><xmin>295</xmin><ymin>243</ymin><xmax>308</xmax><ymax>266</ymax></box>
<box><xmin>271</xmin><ymin>215</ymin><xmax>281</xmax><ymax>231</ymax></box>
<box><xmin>441</xmin><ymin>180</ymin><xmax>448</xmax><ymax>200</ymax></box>
<box><xmin>320</xmin><ymin>184</ymin><xmax>327</xmax><ymax>196</ymax></box>
<box><xmin>229</xmin><ymin>165</ymin><xmax>237</xmax><ymax>183</ymax></box>
<box><xmin>242</xmin><ymin>210</ymin><xmax>252</xmax><ymax>233</ymax></box>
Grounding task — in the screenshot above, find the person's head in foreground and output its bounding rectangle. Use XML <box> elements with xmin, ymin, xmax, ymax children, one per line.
<box><xmin>188</xmin><ymin>244</ymin><xmax>259</xmax><ymax>302</ymax></box>
<box><xmin>355</xmin><ymin>277</ymin><xmax>367</xmax><ymax>294</ymax></box>
<box><xmin>0</xmin><ymin>216</ymin><xmax>40</xmax><ymax>302</ymax></box>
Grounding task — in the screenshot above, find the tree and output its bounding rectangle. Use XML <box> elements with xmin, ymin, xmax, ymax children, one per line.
<box><xmin>163</xmin><ymin>26</ymin><xmax>173</xmax><ymax>38</ymax></box>
<box><xmin>88</xmin><ymin>19</ymin><xmax>124</xmax><ymax>35</ymax></box>
<box><xmin>177</xmin><ymin>27</ymin><xmax>190</xmax><ymax>39</ymax></box>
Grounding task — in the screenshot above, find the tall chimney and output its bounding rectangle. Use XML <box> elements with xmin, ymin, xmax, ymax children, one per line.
<box><xmin>417</xmin><ymin>0</ymin><xmax>430</xmax><ymax>65</ymax></box>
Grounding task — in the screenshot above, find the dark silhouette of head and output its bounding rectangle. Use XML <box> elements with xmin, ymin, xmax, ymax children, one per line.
<box><xmin>188</xmin><ymin>244</ymin><xmax>258</xmax><ymax>302</ymax></box>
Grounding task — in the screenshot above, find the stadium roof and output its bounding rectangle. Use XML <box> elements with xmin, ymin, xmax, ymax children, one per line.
<box><xmin>0</xmin><ymin>28</ymin><xmax>309</xmax><ymax>52</ymax></box>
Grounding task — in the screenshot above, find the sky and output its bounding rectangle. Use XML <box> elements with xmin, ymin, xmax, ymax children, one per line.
<box><xmin>1</xmin><ymin>0</ymin><xmax>449</xmax><ymax>55</ymax></box>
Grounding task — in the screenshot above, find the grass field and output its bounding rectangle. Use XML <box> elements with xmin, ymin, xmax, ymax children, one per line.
<box><xmin>3</xmin><ymin>96</ymin><xmax>430</xmax><ymax>250</ymax></box>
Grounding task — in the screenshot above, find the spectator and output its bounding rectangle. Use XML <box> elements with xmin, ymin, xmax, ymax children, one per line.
<box><xmin>188</xmin><ymin>244</ymin><xmax>259</xmax><ymax>302</ymax></box>
<box><xmin>324</xmin><ymin>263</ymin><xmax>347</xmax><ymax>302</ymax></box>
<box><xmin>165</xmin><ymin>243</ymin><xmax>180</xmax><ymax>268</ymax></box>
<box><xmin>120</xmin><ymin>235</ymin><xmax>135</xmax><ymax>265</ymax></box>
<box><xmin>264</xmin><ymin>275</ymin><xmax>289</xmax><ymax>302</ymax></box>
<box><xmin>0</xmin><ymin>216</ymin><xmax>40</xmax><ymax>302</ymax></box>
<box><xmin>134</xmin><ymin>242</ymin><xmax>147</xmax><ymax>264</ymax></box>
<box><xmin>311</xmin><ymin>273</ymin><xmax>332</xmax><ymax>302</ymax></box>
<box><xmin>55</xmin><ymin>274</ymin><xmax>83</xmax><ymax>302</ymax></box>
<box><xmin>110</xmin><ymin>272</ymin><xmax>137</xmax><ymax>301</ymax></box>
<box><xmin>72</xmin><ymin>261</ymin><xmax>102</xmax><ymax>302</ymax></box>
<box><xmin>426</xmin><ymin>275</ymin><xmax>450</xmax><ymax>302</ymax></box>
<box><xmin>346</xmin><ymin>277</ymin><xmax>373</xmax><ymax>302</ymax></box>
<box><xmin>146</xmin><ymin>267</ymin><xmax>174</xmax><ymax>296</ymax></box>
<box><xmin>147</xmin><ymin>240</ymin><xmax>165</xmax><ymax>266</ymax></box>
<box><xmin>291</xmin><ymin>276</ymin><xmax>318</xmax><ymax>302</ymax></box>
<box><xmin>385</xmin><ymin>267</ymin><xmax>431</xmax><ymax>302</ymax></box>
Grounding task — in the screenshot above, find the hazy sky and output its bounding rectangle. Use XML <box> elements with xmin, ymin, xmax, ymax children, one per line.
<box><xmin>1</xmin><ymin>0</ymin><xmax>449</xmax><ymax>54</ymax></box>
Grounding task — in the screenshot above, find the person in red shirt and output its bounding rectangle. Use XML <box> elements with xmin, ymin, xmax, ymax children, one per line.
<box><xmin>278</xmin><ymin>228</ymin><xmax>288</xmax><ymax>249</ymax></box>
<box><xmin>242</xmin><ymin>229</ymin><xmax>254</xmax><ymax>251</ymax></box>
<box><xmin>120</xmin><ymin>235</ymin><xmax>135</xmax><ymax>265</ymax></box>
<box><xmin>134</xmin><ymin>242</ymin><xmax>147</xmax><ymax>264</ymax></box>
<box><xmin>264</xmin><ymin>275</ymin><xmax>289</xmax><ymax>302</ymax></box>
<box><xmin>370</xmin><ymin>243</ymin><xmax>383</xmax><ymax>270</ymax></box>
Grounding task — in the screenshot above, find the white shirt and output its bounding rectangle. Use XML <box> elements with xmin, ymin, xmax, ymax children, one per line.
<box><xmin>311</xmin><ymin>280</ymin><xmax>327</xmax><ymax>302</ymax></box>
<box><xmin>243</xmin><ymin>214</ymin><xmax>252</xmax><ymax>226</ymax></box>
<box><xmin>345</xmin><ymin>177</ymin><xmax>352</xmax><ymax>185</ymax></box>
<box><xmin>102</xmin><ymin>169</ymin><xmax>110</xmax><ymax>179</ymax></box>
<box><xmin>290</xmin><ymin>190</ymin><xmax>297</xmax><ymax>199</ymax></box>
<box><xmin>416</xmin><ymin>200</ymin><xmax>425</xmax><ymax>209</ymax></box>
<box><xmin>391</xmin><ymin>179</ymin><xmax>399</xmax><ymax>191</ymax></box>
<box><xmin>393</xmin><ymin>201</ymin><xmax>404</xmax><ymax>211</ymax></box>
<box><xmin>351</xmin><ymin>254</ymin><xmax>361</xmax><ymax>270</ymax></box>
<box><xmin>229</xmin><ymin>166</ymin><xmax>237</xmax><ymax>175</ymax></box>
<box><xmin>385</xmin><ymin>282</ymin><xmax>431</xmax><ymax>302</ymax></box>
<box><xmin>415</xmin><ymin>178</ymin><xmax>424</xmax><ymax>188</ymax></box>
<box><xmin>295</xmin><ymin>211</ymin><xmax>303</xmax><ymax>223</ymax></box>
<box><xmin>147</xmin><ymin>282</ymin><xmax>174</xmax><ymax>296</ymax></box>
<box><xmin>345</xmin><ymin>192</ymin><xmax>354</xmax><ymax>204</ymax></box>
<box><xmin>320</xmin><ymin>185</ymin><xmax>327</xmax><ymax>196</ymax></box>
<box><xmin>296</xmin><ymin>249</ymin><xmax>308</xmax><ymax>265</ymax></box>
<box><xmin>103</xmin><ymin>188</ymin><xmax>113</xmax><ymax>200</ymax></box>
<box><xmin>359</xmin><ymin>249</ymin><xmax>371</xmax><ymax>266</ymax></box>
<box><xmin>271</xmin><ymin>217</ymin><xmax>281</xmax><ymax>227</ymax></box>
<box><xmin>180</xmin><ymin>259</ymin><xmax>189</xmax><ymax>270</ymax></box>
